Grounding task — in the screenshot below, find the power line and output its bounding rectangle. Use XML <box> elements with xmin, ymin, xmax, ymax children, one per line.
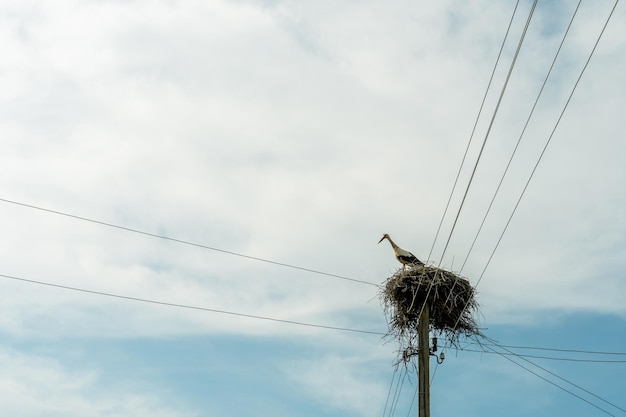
<box><xmin>433</xmin><ymin>0</ymin><xmax>539</xmax><ymax>374</ymax></box>
<box><xmin>484</xmin><ymin>344</ymin><xmax>618</xmax><ymax>417</ymax></box>
<box><xmin>435</xmin><ymin>0</ymin><xmax>541</xmax><ymax>329</ymax></box>
<box><xmin>446</xmin><ymin>0</ymin><xmax>619</xmax><ymax>332</ymax></box>
<box><xmin>436</xmin><ymin>0</ymin><xmax>538</xmax><ymax>266</ymax></box>
<box><xmin>10</xmin><ymin>270</ymin><xmax>621</xmax><ymax>414</ymax></box>
<box><xmin>0</xmin><ymin>197</ymin><xmax>378</xmax><ymax>287</ymax></box>
<box><xmin>458</xmin><ymin>0</ymin><xmax>583</xmax><ymax>274</ymax></box>
<box><xmin>6</xmin><ymin>267</ymin><xmax>620</xmax><ymax>414</ymax></box>
<box><xmin>438</xmin><ymin>338</ymin><xmax>626</xmax><ymax>413</ymax></box>
<box><xmin>6</xmin><ymin>272</ymin><xmax>623</xmax><ymax>413</ymax></box>
<box><xmin>493</xmin><ymin>343</ymin><xmax>626</xmax><ymax>356</ymax></box>
<box><xmin>460</xmin><ymin>342</ymin><xmax>626</xmax><ymax>356</ymax></box>
<box><xmin>434</xmin><ymin>0</ymin><xmax>619</xmax><ymax>398</ymax></box>
<box><xmin>474</xmin><ymin>0</ymin><xmax>620</xmax><ymax>289</ymax></box>
<box><xmin>426</xmin><ymin>0</ymin><xmax>521</xmax><ymax>263</ymax></box>
<box><xmin>427</xmin><ymin>0</ymin><xmax>523</xmax><ymax>388</ymax></box>
<box><xmin>405</xmin><ymin>381</ymin><xmax>417</xmax><ymax>417</ymax></box>
<box><xmin>428</xmin><ymin>0</ymin><xmax>535</xmax><ymax>374</ymax></box>
<box><xmin>4</xmin><ymin>268</ymin><xmax>624</xmax><ymax>363</ymax></box>
<box><xmin>0</xmin><ymin>272</ymin><xmax>385</xmax><ymax>336</ymax></box>
<box><xmin>423</xmin><ymin>0</ymin><xmax>524</xmax><ymax>369</ymax></box>
<box><xmin>382</xmin><ymin>367</ymin><xmax>400</xmax><ymax>417</ymax></box>
<box><xmin>457</xmin><ymin>347</ymin><xmax>626</xmax><ymax>363</ymax></box>
<box><xmin>387</xmin><ymin>366</ymin><xmax>408</xmax><ymax>417</ymax></box>
<box><xmin>487</xmin><ymin>339</ymin><xmax>626</xmax><ymax>414</ymax></box>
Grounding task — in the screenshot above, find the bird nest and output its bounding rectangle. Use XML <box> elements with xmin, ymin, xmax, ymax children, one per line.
<box><xmin>381</xmin><ymin>265</ymin><xmax>482</xmax><ymax>360</ymax></box>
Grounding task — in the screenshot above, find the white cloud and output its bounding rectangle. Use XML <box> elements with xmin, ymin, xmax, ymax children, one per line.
<box><xmin>0</xmin><ymin>0</ymin><xmax>624</xmax><ymax>344</ymax></box>
<box><xmin>1</xmin><ymin>1</ymin><xmax>625</xmax><ymax>416</ymax></box>
<box><xmin>283</xmin><ymin>353</ymin><xmax>389</xmax><ymax>417</ymax></box>
<box><xmin>0</xmin><ymin>347</ymin><xmax>193</xmax><ymax>417</ymax></box>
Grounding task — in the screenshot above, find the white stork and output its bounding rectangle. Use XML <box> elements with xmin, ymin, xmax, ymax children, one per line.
<box><xmin>378</xmin><ymin>233</ymin><xmax>424</xmax><ymax>270</ymax></box>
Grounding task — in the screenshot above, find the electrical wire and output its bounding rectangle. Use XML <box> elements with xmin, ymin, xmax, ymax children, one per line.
<box><xmin>421</xmin><ymin>2</ymin><xmax>526</xmax><ymax>386</ymax></box>
<box><xmin>492</xmin><ymin>343</ymin><xmax>626</xmax><ymax>356</ymax></box>
<box><xmin>426</xmin><ymin>0</ymin><xmax>523</xmax><ymax>389</ymax></box>
<box><xmin>387</xmin><ymin>366</ymin><xmax>408</xmax><ymax>417</ymax></box>
<box><xmin>2</xmin><ymin>3</ymin><xmax>621</xmax><ymax>414</ymax></box>
<box><xmin>474</xmin><ymin>0</ymin><xmax>620</xmax><ymax>291</ymax></box>
<box><xmin>401</xmin><ymin>363</ymin><xmax>417</xmax><ymax>417</ymax></box>
<box><xmin>433</xmin><ymin>2</ymin><xmax>620</xmax><ymax>403</ymax></box>
<box><xmin>428</xmin><ymin>0</ymin><xmax>539</xmax><ymax>384</ymax></box>
<box><xmin>427</xmin><ymin>0</ymin><xmax>521</xmax><ymax>263</ymax></box>
<box><xmin>436</xmin><ymin>0</ymin><xmax>539</xmax><ymax>266</ymax></box>
<box><xmin>0</xmin><ymin>272</ymin><xmax>385</xmax><ymax>336</ymax></box>
<box><xmin>4</xmin><ymin>268</ymin><xmax>625</xmax><ymax>417</ymax></box>
<box><xmin>432</xmin><ymin>340</ymin><xmax>626</xmax><ymax>414</ymax></box>
<box><xmin>424</xmin><ymin>0</ymin><xmax>539</xmax><ymax>336</ymax></box>
<box><xmin>0</xmin><ymin>198</ymin><xmax>378</xmax><ymax>287</ymax></box>
<box><xmin>443</xmin><ymin>0</ymin><xmax>619</xmax><ymax>339</ymax></box>
<box><xmin>457</xmin><ymin>347</ymin><xmax>626</xmax><ymax>363</ymax></box>
<box><xmin>382</xmin><ymin>367</ymin><xmax>399</xmax><ymax>417</ymax></box>
<box><xmin>405</xmin><ymin>381</ymin><xmax>417</xmax><ymax>417</ymax></box>
<box><xmin>458</xmin><ymin>0</ymin><xmax>583</xmax><ymax>274</ymax></box>
<box><xmin>443</xmin><ymin>19</ymin><xmax>624</xmax><ymax>385</ymax></box>
<box><xmin>10</xmin><ymin>270</ymin><xmax>622</xmax><ymax>414</ymax></box>
<box><xmin>486</xmin><ymin>339</ymin><xmax>626</xmax><ymax>414</ymax></box>
<box><xmin>484</xmin><ymin>345</ymin><xmax>618</xmax><ymax>417</ymax></box>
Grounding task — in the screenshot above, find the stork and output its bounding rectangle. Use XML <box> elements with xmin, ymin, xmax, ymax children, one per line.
<box><xmin>378</xmin><ymin>233</ymin><xmax>424</xmax><ymax>270</ymax></box>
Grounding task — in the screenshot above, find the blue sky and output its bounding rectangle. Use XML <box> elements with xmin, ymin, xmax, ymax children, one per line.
<box><xmin>1</xmin><ymin>0</ymin><xmax>625</xmax><ymax>416</ymax></box>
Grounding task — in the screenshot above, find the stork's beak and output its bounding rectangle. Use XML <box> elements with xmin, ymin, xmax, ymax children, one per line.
<box><xmin>378</xmin><ymin>235</ymin><xmax>385</xmax><ymax>244</ymax></box>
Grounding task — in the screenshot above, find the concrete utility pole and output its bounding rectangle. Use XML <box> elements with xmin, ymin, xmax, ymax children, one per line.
<box><xmin>418</xmin><ymin>303</ymin><xmax>430</xmax><ymax>417</ymax></box>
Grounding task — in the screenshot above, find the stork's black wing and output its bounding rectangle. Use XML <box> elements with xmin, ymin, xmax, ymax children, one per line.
<box><xmin>398</xmin><ymin>252</ymin><xmax>424</xmax><ymax>266</ymax></box>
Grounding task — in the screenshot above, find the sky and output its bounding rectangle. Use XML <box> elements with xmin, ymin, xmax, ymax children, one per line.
<box><xmin>1</xmin><ymin>0</ymin><xmax>625</xmax><ymax>416</ymax></box>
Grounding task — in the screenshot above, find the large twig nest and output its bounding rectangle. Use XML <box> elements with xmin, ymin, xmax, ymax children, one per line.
<box><xmin>381</xmin><ymin>265</ymin><xmax>481</xmax><ymax>357</ymax></box>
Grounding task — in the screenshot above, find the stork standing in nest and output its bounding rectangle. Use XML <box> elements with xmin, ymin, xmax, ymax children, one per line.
<box><xmin>378</xmin><ymin>233</ymin><xmax>424</xmax><ymax>270</ymax></box>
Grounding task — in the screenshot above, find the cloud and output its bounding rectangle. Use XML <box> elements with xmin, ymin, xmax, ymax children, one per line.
<box><xmin>0</xmin><ymin>346</ymin><xmax>193</xmax><ymax>417</ymax></box>
<box><xmin>0</xmin><ymin>0</ymin><xmax>624</xmax><ymax>344</ymax></box>
<box><xmin>283</xmin><ymin>353</ymin><xmax>389</xmax><ymax>417</ymax></box>
<box><xmin>1</xmin><ymin>2</ymin><xmax>625</xmax><ymax>417</ymax></box>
